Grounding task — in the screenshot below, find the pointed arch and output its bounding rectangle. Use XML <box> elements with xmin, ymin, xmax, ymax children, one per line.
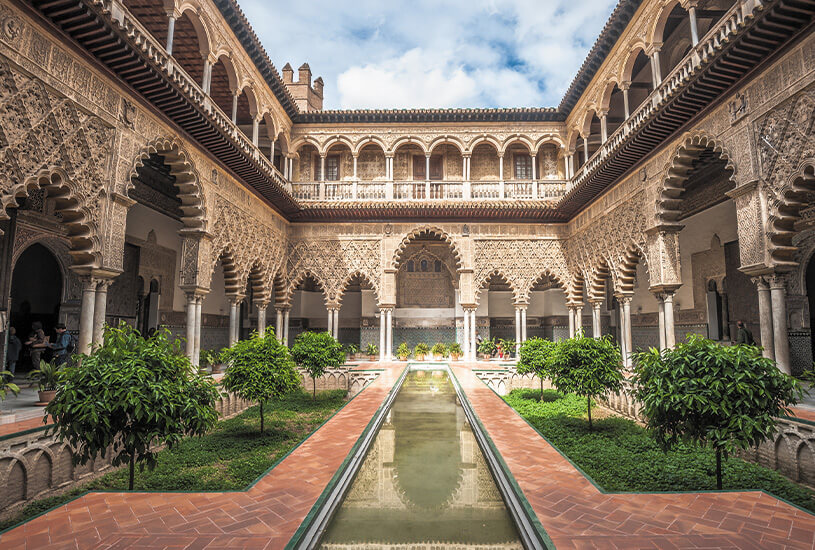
<box><xmin>475</xmin><ymin>269</ymin><xmax>518</xmax><ymax>303</ymax></box>
<box><xmin>287</xmin><ymin>270</ymin><xmax>329</xmax><ymax>305</ymax></box>
<box><xmin>0</xmin><ymin>168</ymin><xmax>100</xmax><ymax>268</ymax></box>
<box><xmin>337</xmin><ymin>270</ymin><xmax>380</xmax><ymax>304</ymax></box>
<box><xmin>656</xmin><ymin>133</ymin><xmax>736</xmax><ymax>224</ymax></box>
<box><xmin>212</xmin><ymin>246</ymin><xmax>241</xmax><ymax>295</ymax></box>
<box><xmin>767</xmin><ymin>160</ymin><xmax>815</xmax><ymax>267</ymax></box>
<box><xmin>617</xmin><ymin>243</ymin><xmax>650</xmax><ymax>295</ymax></box>
<box><xmin>524</xmin><ymin>269</ymin><xmax>567</xmax><ymax>304</ymax></box>
<box><xmin>588</xmin><ymin>258</ymin><xmax>612</xmax><ymax>302</ymax></box>
<box><xmin>129</xmin><ymin>137</ymin><xmax>207</xmax><ymax>231</ymax></box>
<box><xmin>391</xmin><ymin>226</ymin><xmax>463</xmax><ymax>270</ymax></box>
<box><xmin>246</xmin><ymin>261</ymin><xmax>270</xmax><ymax>303</ymax></box>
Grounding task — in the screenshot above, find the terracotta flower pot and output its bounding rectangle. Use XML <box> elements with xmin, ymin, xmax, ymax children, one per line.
<box><xmin>451</xmin><ymin>354</ymin><xmax>460</xmax><ymax>361</ymax></box>
<box><xmin>415</xmin><ymin>354</ymin><xmax>425</xmax><ymax>361</ymax></box>
<box><xmin>398</xmin><ymin>356</ymin><xmax>408</xmax><ymax>361</ymax></box>
<box><xmin>210</xmin><ymin>363</ymin><xmax>223</xmax><ymax>374</ymax></box>
<box><xmin>37</xmin><ymin>390</ymin><xmax>57</xmax><ymax>404</ymax></box>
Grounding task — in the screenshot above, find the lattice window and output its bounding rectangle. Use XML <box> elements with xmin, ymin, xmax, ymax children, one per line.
<box><xmin>514</xmin><ymin>155</ymin><xmax>532</xmax><ymax>180</ymax></box>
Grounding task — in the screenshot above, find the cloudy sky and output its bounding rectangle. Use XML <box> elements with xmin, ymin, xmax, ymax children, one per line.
<box><xmin>240</xmin><ymin>0</ymin><xmax>618</xmax><ymax>110</ymax></box>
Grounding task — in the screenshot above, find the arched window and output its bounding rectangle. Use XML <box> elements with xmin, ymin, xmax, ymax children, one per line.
<box><xmin>407</xmin><ymin>260</ymin><xmax>414</xmax><ymax>272</ymax></box>
<box><xmin>421</xmin><ymin>259</ymin><xmax>428</xmax><ymax>272</ymax></box>
<box><xmin>434</xmin><ymin>260</ymin><xmax>441</xmax><ymax>273</ymax></box>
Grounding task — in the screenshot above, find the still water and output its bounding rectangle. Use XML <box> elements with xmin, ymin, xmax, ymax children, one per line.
<box><xmin>318</xmin><ymin>369</ymin><xmax>523</xmax><ymax>549</ymax></box>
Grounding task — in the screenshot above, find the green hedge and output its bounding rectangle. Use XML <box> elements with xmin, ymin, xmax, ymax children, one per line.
<box><xmin>504</xmin><ymin>389</ymin><xmax>815</xmax><ymax>513</ymax></box>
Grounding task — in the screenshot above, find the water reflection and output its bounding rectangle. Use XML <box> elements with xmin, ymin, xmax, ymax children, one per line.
<box><xmin>319</xmin><ymin>370</ymin><xmax>522</xmax><ymax>549</ymax></box>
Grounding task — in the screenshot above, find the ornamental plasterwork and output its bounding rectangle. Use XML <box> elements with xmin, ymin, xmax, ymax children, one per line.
<box><xmin>0</xmin><ymin>58</ymin><xmax>115</xmax><ymax>269</ymax></box>
<box><xmin>209</xmin><ymin>196</ymin><xmax>287</xmax><ymax>297</ymax></box>
<box><xmin>285</xmin><ymin>239</ymin><xmax>382</xmax><ymax>304</ymax></box>
<box><xmin>472</xmin><ymin>239</ymin><xmax>569</xmax><ymax>303</ymax></box>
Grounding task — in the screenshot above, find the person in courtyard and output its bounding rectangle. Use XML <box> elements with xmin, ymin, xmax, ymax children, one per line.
<box><xmin>25</xmin><ymin>321</ymin><xmax>48</xmax><ymax>369</ymax></box>
<box><xmin>6</xmin><ymin>326</ymin><xmax>21</xmax><ymax>377</ymax></box>
<box><xmin>735</xmin><ymin>320</ymin><xmax>754</xmax><ymax>346</ymax></box>
<box><xmin>49</xmin><ymin>323</ymin><xmax>73</xmax><ymax>367</ymax></box>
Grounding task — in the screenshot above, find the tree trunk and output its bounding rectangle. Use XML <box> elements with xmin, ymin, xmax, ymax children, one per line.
<box><xmin>260</xmin><ymin>400</ymin><xmax>265</xmax><ymax>434</ymax></box>
<box><xmin>587</xmin><ymin>395</ymin><xmax>592</xmax><ymax>430</ymax></box>
<box><xmin>313</xmin><ymin>378</ymin><xmax>317</xmax><ymax>400</ymax></box>
<box><xmin>540</xmin><ymin>376</ymin><xmax>544</xmax><ymax>401</ymax></box>
<box><xmin>128</xmin><ymin>453</ymin><xmax>135</xmax><ymax>490</ymax></box>
<box><xmin>716</xmin><ymin>448</ymin><xmax>722</xmax><ymax>490</ymax></box>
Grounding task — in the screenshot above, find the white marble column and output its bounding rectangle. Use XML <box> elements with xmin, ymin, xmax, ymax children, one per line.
<box><xmin>193</xmin><ymin>296</ymin><xmax>203</xmax><ymax>366</ymax></box>
<box><xmin>379</xmin><ymin>308</ymin><xmax>386</xmax><ymax>362</ymax></box>
<box><xmin>663</xmin><ymin>291</ymin><xmax>676</xmax><ymax>348</ymax></box>
<box><xmin>228</xmin><ymin>297</ymin><xmax>240</xmax><ymax>347</ymax></box>
<box><xmin>165</xmin><ymin>14</ymin><xmax>176</xmax><ymax>54</ymax></box>
<box><xmin>327</xmin><ymin>308</ymin><xmax>334</xmax><ymax>336</ymax></box>
<box><xmin>333</xmin><ymin>309</ymin><xmax>340</xmax><ymax>339</ymax></box>
<box><xmin>591</xmin><ymin>302</ymin><xmax>602</xmax><ymax>338</ymax></box>
<box><xmin>185</xmin><ymin>293</ymin><xmax>197</xmax><ymax>360</ymax></box>
<box><xmin>619</xmin><ymin>296</ymin><xmax>633</xmax><ymax>367</ymax></box>
<box><xmin>657</xmin><ymin>295</ymin><xmax>666</xmax><ymax>350</ymax></box>
<box><xmin>470</xmin><ymin>308</ymin><xmax>478</xmax><ymax>361</ymax></box>
<box><xmin>567</xmin><ymin>307</ymin><xmax>575</xmax><ymax>338</ymax></box>
<box><xmin>515</xmin><ymin>306</ymin><xmax>522</xmax><ymax>351</ymax></box>
<box><xmin>769</xmin><ymin>275</ymin><xmax>791</xmax><ymax>374</ymax></box>
<box><xmin>521</xmin><ymin>307</ymin><xmax>527</xmax><ymax>342</ymax></box>
<box><xmin>275</xmin><ymin>308</ymin><xmax>283</xmax><ymax>342</ymax></box>
<box><xmin>575</xmin><ymin>306</ymin><xmax>583</xmax><ymax>336</ymax></box>
<box><xmin>78</xmin><ymin>277</ymin><xmax>97</xmax><ymax>354</ymax></box>
<box><xmin>463</xmin><ymin>308</ymin><xmax>471</xmax><ymax>360</ymax></box>
<box><xmin>386</xmin><ymin>308</ymin><xmax>393</xmax><ymax>359</ymax></box>
<box><xmin>618</xmin><ymin>303</ymin><xmax>628</xmax><ymax>366</ymax></box>
<box><xmin>599</xmin><ymin>112</ymin><xmax>608</xmax><ymax>143</ymax></box>
<box><xmin>283</xmin><ymin>309</ymin><xmax>290</xmax><ymax>346</ymax></box>
<box><xmin>231</xmin><ymin>91</ymin><xmax>239</xmax><ymax>123</ymax></box>
<box><xmin>257</xmin><ymin>303</ymin><xmax>267</xmax><ymax>336</ymax></box>
<box><xmin>688</xmin><ymin>4</ymin><xmax>700</xmax><ymax>45</ymax></box>
<box><xmin>92</xmin><ymin>279</ymin><xmax>111</xmax><ymax>345</ymax></box>
<box><xmin>753</xmin><ymin>277</ymin><xmax>774</xmax><ymax>359</ymax></box>
<box><xmin>621</xmin><ymin>84</ymin><xmax>631</xmax><ymax>118</ymax></box>
<box><xmin>202</xmin><ymin>60</ymin><xmax>212</xmax><ymax>93</ymax></box>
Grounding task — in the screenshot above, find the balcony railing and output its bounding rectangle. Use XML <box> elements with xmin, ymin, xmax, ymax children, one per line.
<box><xmin>292</xmin><ymin>180</ymin><xmax>568</xmax><ymax>201</ymax></box>
<box><xmin>568</xmin><ymin>0</ymin><xmax>751</xmax><ymax>194</ymax></box>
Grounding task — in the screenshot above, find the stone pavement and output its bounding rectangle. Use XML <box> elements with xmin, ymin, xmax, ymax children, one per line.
<box><xmin>451</xmin><ymin>365</ymin><xmax>815</xmax><ymax>550</ymax></box>
<box><xmin>2</xmin><ymin>361</ymin><xmax>815</xmax><ymax>549</ymax></box>
<box><xmin>0</xmin><ymin>364</ymin><xmax>403</xmax><ymax>550</ymax></box>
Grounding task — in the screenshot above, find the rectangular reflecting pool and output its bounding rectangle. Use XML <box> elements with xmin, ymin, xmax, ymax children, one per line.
<box><xmin>318</xmin><ymin>369</ymin><xmax>523</xmax><ymax>549</ymax></box>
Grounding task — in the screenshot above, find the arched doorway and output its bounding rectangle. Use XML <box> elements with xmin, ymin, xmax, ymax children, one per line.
<box><xmin>10</xmin><ymin>243</ymin><xmax>63</xmax><ymax>371</ymax></box>
<box><xmin>805</xmin><ymin>253</ymin><xmax>815</xmax><ymax>359</ymax></box>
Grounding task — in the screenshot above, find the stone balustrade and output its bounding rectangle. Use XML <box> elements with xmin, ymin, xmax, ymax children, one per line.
<box><xmin>292</xmin><ymin>181</ymin><xmax>568</xmax><ymax>202</ymax></box>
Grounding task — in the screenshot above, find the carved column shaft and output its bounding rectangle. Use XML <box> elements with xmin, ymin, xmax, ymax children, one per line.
<box><xmin>769</xmin><ymin>276</ymin><xmax>791</xmax><ymax>375</ymax></box>
<box><xmin>754</xmin><ymin>277</ymin><xmax>774</xmax><ymax>360</ymax></box>
<box><xmin>78</xmin><ymin>277</ymin><xmax>97</xmax><ymax>355</ymax></box>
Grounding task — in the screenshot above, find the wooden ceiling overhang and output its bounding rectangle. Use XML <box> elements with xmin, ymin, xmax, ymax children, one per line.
<box><xmin>557</xmin><ymin>0</ymin><xmax>815</xmax><ymax>218</ymax></box>
<box><xmin>25</xmin><ymin>0</ymin><xmax>815</xmax><ymax>224</ymax></box>
<box><xmin>29</xmin><ymin>0</ymin><xmax>301</xmax><ymax>216</ymax></box>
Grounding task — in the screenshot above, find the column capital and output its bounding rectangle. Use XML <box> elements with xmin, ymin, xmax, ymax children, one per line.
<box><xmin>254</xmin><ymin>299</ymin><xmax>270</xmax><ymax>310</ymax></box>
<box><xmin>227</xmin><ymin>294</ymin><xmax>245</xmax><ymax>306</ymax></box>
<box><xmin>513</xmin><ymin>302</ymin><xmax>529</xmax><ymax>311</ymax></box>
<box><xmin>614</xmin><ymin>293</ymin><xmax>633</xmax><ymax>305</ymax></box>
<box><xmin>619</xmin><ymin>80</ymin><xmax>631</xmax><ymax>91</ymax></box>
<box><xmin>645</xmin><ymin>42</ymin><xmax>663</xmax><ymax>55</ymax></box>
<box><xmin>768</xmin><ymin>274</ymin><xmax>788</xmax><ymax>290</ymax></box>
<box><xmin>751</xmin><ymin>275</ymin><xmax>770</xmax><ymax>290</ymax></box>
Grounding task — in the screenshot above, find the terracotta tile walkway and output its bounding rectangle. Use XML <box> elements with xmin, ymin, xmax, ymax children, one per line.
<box><xmin>0</xmin><ymin>365</ymin><xmax>404</xmax><ymax>550</ymax></box>
<box><xmin>789</xmin><ymin>406</ymin><xmax>815</xmax><ymax>424</ymax></box>
<box><xmin>451</xmin><ymin>366</ymin><xmax>815</xmax><ymax>550</ymax></box>
<box><xmin>0</xmin><ymin>416</ymin><xmax>50</xmax><ymax>438</ymax></box>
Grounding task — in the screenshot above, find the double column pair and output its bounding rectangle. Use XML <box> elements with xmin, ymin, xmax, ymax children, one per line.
<box><xmin>185</xmin><ymin>292</ymin><xmax>205</xmax><ymax>366</ymax></box>
<box><xmin>753</xmin><ymin>275</ymin><xmax>791</xmax><ymax>375</ymax></box>
<box><xmin>378</xmin><ymin>307</ymin><xmax>393</xmax><ymax>362</ymax></box>
<box><xmin>275</xmin><ymin>307</ymin><xmax>290</xmax><ymax>346</ymax></box>
<box><xmin>78</xmin><ymin>275</ymin><xmax>116</xmax><ymax>354</ymax></box>
<box><xmin>514</xmin><ymin>304</ymin><xmax>527</xmax><ymax>354</ymax></box>
<box><xmin>327</xmin><ymin>307</ymin><xmax>340</xmax><ymax>339</ymax></box>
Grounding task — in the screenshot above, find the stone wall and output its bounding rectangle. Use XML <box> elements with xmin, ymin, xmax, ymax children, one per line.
<box><xmin>0</xmin><ymin>390</ymin><xmax>252</xmax><ymax>517</ymax></box>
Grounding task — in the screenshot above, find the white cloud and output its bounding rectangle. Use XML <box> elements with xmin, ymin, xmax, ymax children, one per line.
<box><xmin>239</xmin><ymin>0</ymin><xmax>617</xmax><ymax>109</ymax></box>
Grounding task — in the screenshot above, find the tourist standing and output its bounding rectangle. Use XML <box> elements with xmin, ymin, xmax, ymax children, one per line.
<box><xmin>25</xmin><ymin>321</ymin><xmax>48</xmax><ymax>369</ymax></box>
<box><xmin>49</xmin><ymin>323</ymin><xmax>72</xmax><ymax>367</ymax></box>
<box><xmin>6</xmin><ymin>326</ymin><xmax>21</xmax><ymax>376</ymax></box>
<box><xmin>736</xmin><ymin>320</ymin><xmax>755</xmax><ymax>346</ymax></box>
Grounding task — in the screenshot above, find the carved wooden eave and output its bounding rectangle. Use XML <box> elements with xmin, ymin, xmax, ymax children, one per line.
<box><xmin>290</xmin><ymin>200</ymin><xmax>568</xmax><ymax>223</ymax></box>
<box><xmin>28</xmin><ymin>0</ymin><xmax>300</xmax><ymax>216</ymax></box>
<box><xmin>557</xmin><ymin>0</ymin><xmax>815</xmax><ymax>218</ymax></box>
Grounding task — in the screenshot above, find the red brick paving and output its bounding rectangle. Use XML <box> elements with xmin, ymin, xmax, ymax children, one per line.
<box><xmin>451</xmin><ymin>366</ymin><xmax>815</xmax><ymax>550</ymax></box>
<box><xmin>0</xmin><ymin>415</ymin><xmax>50</xmax><ymax>437</ymax></box>
<box><xmin>3</xmin><ymin>362</ymin><xmax>815</xmax><ymax>549</ymax></box>
<box><xmin>0</xmin><ymin>365</ymin><xmax>404</xmax><ymax>550</ymax></box>
<box><xmin>788</xmin><ymin>406</ymin><xmax>815</xmax><ymax>423</ymax></box>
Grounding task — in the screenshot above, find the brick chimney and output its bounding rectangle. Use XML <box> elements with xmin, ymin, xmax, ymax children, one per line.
<box><xmin>281</xmin><ymin>62</ymin><xmax>324</xmax><ymax>112</ymax></box>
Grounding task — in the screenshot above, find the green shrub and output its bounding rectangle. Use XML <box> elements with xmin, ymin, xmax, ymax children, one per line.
<box><xmin>365</xmin><ymin>343</ymin><xmax>379</xmax><ymax>357</ymax></box>
<box><xmin>414</xmin><ymin>342</ymin><xmax>430</xmax><ymax>358</ymax></box>
<box><xmin>517</xmin><ymin>338</ymin><xmax>556</xmax><ymax>399</ymax></box>
<box><xmin>46</xmin><ymin>324</ymin><xmax>220</xmax><ymax>489</ymax></box>
<box><xmin>221</xmin><ymin>331</ymin><xmax>301</xmax><ymax>434</ymax></box>
<box><xmin>477</xmin><ymin>337</ymin><xmax>497</xmax><ymax>357</ymax></box>
<box><xmin>633</xmin><ymin>335</ymin><xmax>802</xmax><ymax>489</ymax></box>
<box><xmin>396</xmin><ymin>342</ymin><xmax>410</xmax><ymax>360</ymax></box>
<box><xmin>291</xmin><ymin>331</ymin><xmax>345</xmax><ymax>399</ymax></box>
<box><xmin>448</xmin><ymin>342</ymin><xmax>462</xmax><ymax>357</ymax></box>
<box><xmin>29</xmin><ymin>360</ymin><xmax>60</xmax><ymax>391</ymax></box>
<box><xmin>548</xmin><ymin>335</ymin><xmax>623</xmax><ymax>429</ymax></box>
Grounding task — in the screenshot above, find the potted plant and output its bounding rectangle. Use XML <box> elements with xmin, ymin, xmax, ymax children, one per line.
<box><xmin>477</xmin><ymin>338</ymin><xmax>497</xmax><ymax>359</ymax></box>
<box><xmin>346</xmin><ymin>344</ymin><xmax>359</xmax><ymax>361</ymax></box>
<box><xmin>396</xmin><ymin>342</ymin><xmax>410</xmax><ymax>361</ymax></box>
<box><xmin>449</xmin><ymin>342</ymin><xmax>462</xmax><ymax>361</ymax></box>
<box><xmin>212</xmin><ymin>348</ymin><xmax>229</xmax><ymax>374</ymax></box>
<box><xmin>431</xmin><ymin>343</ymin><xmax>447</xmax><ymax>361</ymax></box>
<box><xmin>29</xmin><ymin>360</ymin><xmax>61</xmax><ymax>404</ymax></box>
<box><xmin>366</xmin><ymin>343</ymin><xmax>379</xmax><ymax>361</ymax></box>
<box><xmin>500</xmin><ymin>338</ymin><xmax>517</xmax><ymax>359</ymax></box>
<box><xmin>414</xmin><ymin>342</ymin><xmax>430</xmax><ymax>361</ymax></box>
